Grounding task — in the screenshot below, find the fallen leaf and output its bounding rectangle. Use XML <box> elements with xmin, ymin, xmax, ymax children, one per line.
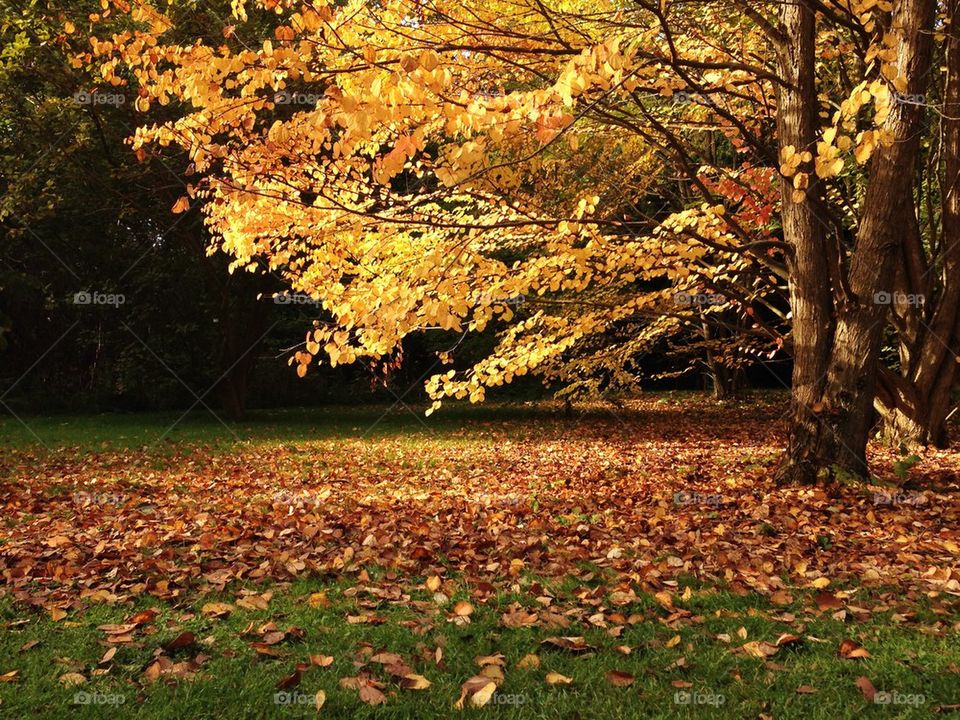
<box><xmin>59</xmin><ymin>672</ymin><xmax>86</xmax><ymax>686</ymax></box>
<box><xmin>546</xmin><ymin>671</ymin><xmax>573</xmax><ymax>685</ymax></box>
<box><xmin>400</xmin><ymin>673</ymin><xmax>431</xmax><ymax>690</ymax></box>
<box><xmin>855</xmin><ymin>676</ymin><xmax>877</xmax><ymax>701</ymax></box>
<box><xmin>275</xmin><ymin>668</ymin><xmax>302</xmax><ymax>690</ymax></box>
<box><xmin>474</xmin><ymin>653</ymin><xmax>505</xmax><ymax>668</ymax></box>
<box><xmin>201</xmin><ymin>602</ymin><xmax>235</xmax><ymax>619</ymax></box>
<box><xmin>815</xmin><ymin>591</ymin><xmax>844</xmax><ymax>611</ymax></box>
<box><xmin>163</xmin><ymin>632</ymin><xmax>196</xmax><ymax>652</ymax></box>
<box><xmin>250</xmin><ymin>642</ymin><xmax>283</xmax><ymax>657</ymax></box>
<box><xmin>469</xmin><ymin>681</ymin><xmax>497</xmax><ymax>706</ymax></box>
<box><xmin>605</xmin><ymin>670</ymin><xmax>635</xmax><ymax>687</ymax></box>
<box><xmin>839</xmin><ymin>639</ymin><xmax>871</xmax><ymax>659</ymax></box>
<box><xmin>453</xmin><ymin>600</ymin><xmax>474</xmax><ymax>617</ymax></box>
<box><xmin>359</xmin><ymin>684</ymin><xmax>387</xmax><ymax>706</ymax></box>
<box><xmin>739</xmin><ymin>641</ymin><xmax>780</xmax><ymax>658</ymax></box>
<box><xmin>454</xmin><ymin>676</ymin><xmax>498</xmax><ymax>709</ymax></box>
<box><xmin>516</xmin><ymin>654</ymin><xmax>540</xmax><ymax>669</ymax></box>
<box><xmin>541</xmin><ymin>636</ymin><xmax>595</xmax><ymax>653</ymax></box>
<box><xmin>308</xmin><ymin>592</ymin><xmax>330</xmax><ymax>608</ymax></box>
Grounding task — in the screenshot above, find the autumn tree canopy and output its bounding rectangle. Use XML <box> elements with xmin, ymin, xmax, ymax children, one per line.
<box><xmin>73</xmin><ymin>0</ymin><xmax>960</xmax><ymax>480</ymax></box>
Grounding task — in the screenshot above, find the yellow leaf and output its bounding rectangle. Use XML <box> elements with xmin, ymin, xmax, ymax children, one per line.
<box><xmin>471</xmin><ymin>681</ymin><xmax>497</xmax><ymax>706</ymax></box>
<box><xmin>546</xmin><ymin>671</ymin><xmax>573</xmax><ymax>685</ymax></box>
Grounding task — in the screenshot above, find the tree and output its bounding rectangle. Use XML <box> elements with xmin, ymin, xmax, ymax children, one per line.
<box><xmin>87</xmin><ymin>0</ymin><xmax>957</xmax><ymax>479</ymax></box>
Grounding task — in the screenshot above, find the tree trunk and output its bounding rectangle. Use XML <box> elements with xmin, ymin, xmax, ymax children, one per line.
<box><xmin>777</xmin><ymin>0</ymin><xmax>936</xmax><ymax>482</ymax></box>
<box><xmin>774</xmin><ymin>0</ymin><xmax>836</xmax><ymax>484</ymax></box>
<box><xmin>875</xmin><ymin>0</ymin><xmax>960</xmax><ymax>452</ymax></box>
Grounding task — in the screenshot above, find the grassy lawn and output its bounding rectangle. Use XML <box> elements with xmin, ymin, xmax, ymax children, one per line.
<box><xmin>1</xmin><ymin>398</ymin><xmax>958</xmax><ymax>718</ymax></box>
<box><xmin>2</xmin><ymin>574</ymin><xmax>958</xmax><ymax>719</ymax></box>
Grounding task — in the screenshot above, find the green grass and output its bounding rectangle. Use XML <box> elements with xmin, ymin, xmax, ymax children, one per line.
<box><xmin>0</xmin><ymin>391</ymin><xmax>790</xmax><ymax>451</ymax></box>
<box><xmin>1</xmin><ymin>396</ymin><xmax>956</xmax><ymax>717</ymax></box>
<box><xmin>1</xmin><ymin>576</ymin><xmax>957</xmax><ymax>719</ymax></box>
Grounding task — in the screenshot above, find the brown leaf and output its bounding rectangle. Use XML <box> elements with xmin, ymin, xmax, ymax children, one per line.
<box><xmin>400</xmin><ymin>673</ymin><xmax>431</xmax><ymax>690</ymax></box>
<box><xmin>309</xmin><ymin>654</ymin><xmax>334</xmax><ymax>667</ymax></box>
<box><xmin>839</xmin><ymin>639</ymin><xmax>871</xmax><ymax>659</ymax></box>
<box><xmin>261</xmin><ymin>631</ymin><xmax>286</xmax><ymax>646</ymax></box>
<box><xmin>370</xmin><ymin>651</ymin><xmax>404</xmax><ymax>665</ymax></box>
<box><xmin>775</xmin><ymin>633</ymin><xmax>803</xmax><ymax>647</ymax></box>
<box><xmin>201</xmin><ymin>602</ymin><xmax>235</xmax><ymax>619</ymax></box>
<box><xmin>275</xmin><ymin>668</ymin><xmax>302</xmax><ymax>690</ymax></box>
<box><xmin>250</xmin><ymin>642</ymin><xmax>283</xmax><ymax>657</ymax></box>
<box><xmin>59</xmin><ymin>672</ymin><xmax>86</xmax><ymax>686</ymax></box>
<box><xmin>545</xmin><ymin>671</ymin><xmax>573</xmax><ymax>685</ymax></box>
<box><xmin>163</xmin><ymin>632</ymin><xmax>196</xmax><ymax>652</ymax></box>
<box><xmin>474</xmin><ymin>653</ymin><xmax>505</xmax><ymax>667</ymax></box>
<box><xmin>308</xmin><ymin>592</ymin><xmax>330</xmax><ymax>608</ymax></box>
<box><xmin>855</xmin><ymin>676</ymin><xmax>877</xmax><ymax>701</ymax></box>
<box><xmin>605</xmin><ymin>670</ymin><xmax>635</xmax><ymax>687</ymax></box>
<box><xmin>770</xmin><ymin>590</ymin><xmax>794</xmax><ymax>606</ymax></box>
<box><xmin>815</xmin><ymin>591</ymin><xmax>844</xmax><ymax>611</ymax></box>
<box><xmin>454</xmin><ymin>676</ymin><xmax>498</xmax><ymax>709</ymax></box>
<box><xmin>516</xmin><ymin>653</ymin><xmax>540</xmax><ymax>669</ymax></box>
<box><xmin>501</xmin><ymin>609</ymin><xmax>539</xmax><ymax>628</ymax></box>
<box><xmin>0</xmin><ymin>671</ymin><xmax>19</xmax><ymax>683</ymax></box>
<box><xmin>739</xmin><ymin>641</ymin><xmax>780</xmax><ymax>658</ymax></box>
<box><xmin>540</xmin><ymin>636</ymin><xmax>595</xmax><ymax>653</ymax></box>
<box><xmin>314</xmin><ymin>690</ymin><xmax>326</xmax><ymax>710</ymax></box>
<box><xmin>796</xmin><ymin>685</ymin><xmax>817</xmax><ymax>694</ymax></box>
<box><xmin>359</xmin><ymin>684</ymin><xmax>387</xmax><ymax>706</ymax></box>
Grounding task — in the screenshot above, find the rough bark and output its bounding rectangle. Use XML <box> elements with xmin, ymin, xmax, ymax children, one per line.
<box><xmin>875</xmin><ymin>0</ymin><xmax>960</xmax><ymax>450</ymax></box>
<box><xmin>812</xmin><ymin>0</ymin><xmax>936</xmax><ymax>478</ymax></box>
<box><xmin>776</xmin><ymin>0</ymin><xmax>937</xmax><ymax>482</ymax></box>
<box><xmin>774</xmin><ymin>0</ymin><xmax>836</xmax><ymax>484</ymax></box>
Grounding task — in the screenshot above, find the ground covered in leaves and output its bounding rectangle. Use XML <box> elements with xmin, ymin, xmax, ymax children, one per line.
<box><xmin>1</xmin><ymin>395</ymin><xmax>958</xmax><ymax>717</ymax></box>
